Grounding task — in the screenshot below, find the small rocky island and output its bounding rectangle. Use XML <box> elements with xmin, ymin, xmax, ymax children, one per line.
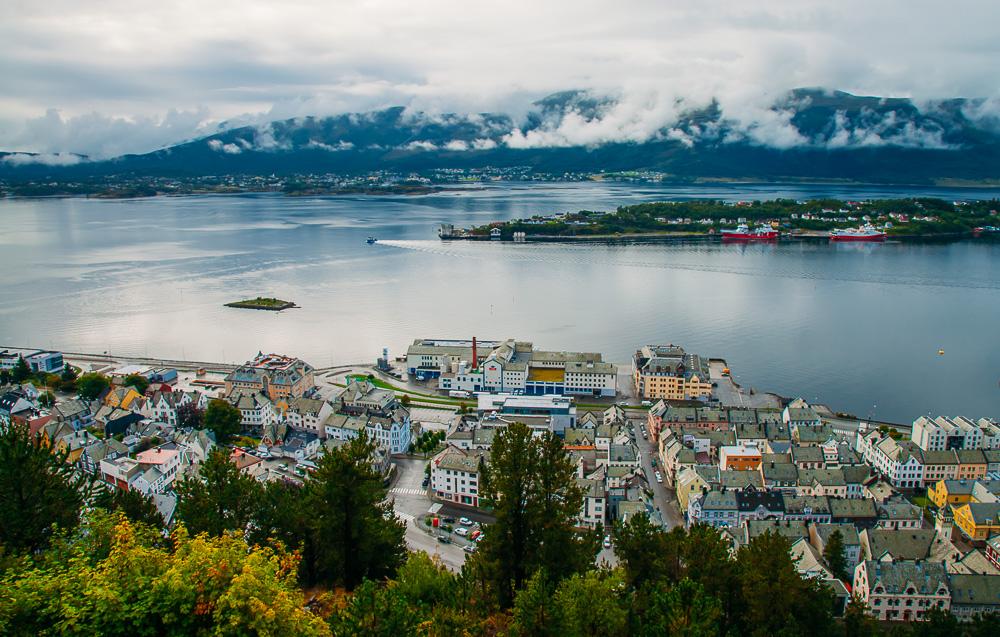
<box><xmin>224</xmin><ymin>297</ymin><xmax>298</xmax><ymax>311</ymax></box>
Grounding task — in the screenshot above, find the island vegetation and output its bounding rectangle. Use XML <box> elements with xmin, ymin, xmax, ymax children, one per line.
<box><xmin>224</xmin><ymin>296</ymin><xmax>297</xmax><ymax>311</ymax></box>
<box><xmin>464</xmin><ymin>197</ymin><xmax>1000</xmax><ymax>240</ymax></box>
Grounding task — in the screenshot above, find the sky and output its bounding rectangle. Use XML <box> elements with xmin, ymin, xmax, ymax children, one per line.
<box><xmin>1</xmin><ymin>0</ymin><xmax>999</xmax><ymax>158</ymax></box>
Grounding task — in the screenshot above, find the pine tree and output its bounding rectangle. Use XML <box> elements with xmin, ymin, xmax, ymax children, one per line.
<box><xmin>473</xmin><ymin>422</ymin><xmax>598</xmax><ymax>608</ymax></box>
<box><xmin>175</xmin><ymin>448</ymin><xmax>261</xmax><ymax>536</ymax></box>
<box><xmin>823</xmin><ymin>529</ymin><xmax>849</xmax><ymax>581</ymax></box>
<box><xmin>11</xmin><ymin>356</ymin><xmax>31</xmax><ymax>383</ymax></box>
<box><xmin>301</xmin><ymin>433</ymin><xmax>406</xmax><ymax>589</ymax></box>
<box><xmin>0</xmin><ymin>424</ymin><xmax>92</xmax><ymax>553</ymax></box>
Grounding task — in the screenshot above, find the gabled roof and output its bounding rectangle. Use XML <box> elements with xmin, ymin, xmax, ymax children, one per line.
<box><xmin>948</xmin><ymin>574</ymin><xmax>1000</xmax><ymax>606</ymax></box>
<box><xmin>863</xmin><ymin>559</ymin><xmax>948</xmax><ymax>595</ymax></box>
<box><xmin>865</xmin><ymin>528</ymin><xmax>935</xmax><ymax>560</ymax></box>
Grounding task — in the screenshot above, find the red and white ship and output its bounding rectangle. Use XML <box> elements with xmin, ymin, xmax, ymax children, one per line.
<box><xmin>721</xmin><ymin>223</ymin><xmax>779</xmax><ymax>241</ymax></box>
<box><xmin>829</xmin><ymin>223</ymin><xmax>887</xmax><ymax>242</ymax></box>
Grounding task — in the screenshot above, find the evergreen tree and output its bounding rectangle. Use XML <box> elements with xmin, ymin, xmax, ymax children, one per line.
<box><xmin>510</xmin><ymin>570</ymin><xmax>562</xmax><ymax>637</ymax></box>
<box><xmin>473</xmin><ymin>422</ymin><xmax>598</xmax><ymax>608</ymax></box>
<box><xmin>824</xmin><ymin>529</ymin><xmax>849</xmax><ymax>581</ymax></box>
<box><xmin>203</xmin><ymin>399</ymin><xmax>241</xmax><ymax>443</ymax></box>
<box><xmin>98</xmin><ymin>486</ymin><xmax>165</xmax><ymax>529</ymax></box>
<box><xmin>330</xmin><ymin>579</ymin><xmax>418</xmax><ymax>637</ymax></box>
<box><xmin>641</xmin><ymin>578</ymin><xmax>721</xmax><ymax>637</ymax></box>
<box><xmin>175</xmin><ymin>449</ymin><xmax>261</xmax><ymax>537</ymax></box>
<box><xmin>614</xmin><ymin>512</ymin><xmax>674</xmax><ymax>591</ymax></box>
<box><xmin>736</xmin><ymin>532</ymin><xmax>835</xmax><ymax>637</ymax></box>
<box><xmin>11</xmin><ymin>356</ymin><xmax>31</xmax><ymax>383</ymax></box>
<box><xmin>60</xmin><ymin>363</ymin><xmax>77</xmax><ymax>383</ymax></box>
<box><xmin>301</xmin><ymin>433</ymin><xmax>406</xmax><ymax>589</ymax></box>
<box><xmin>554</xmin><ymin>569</ymin><xmax>629</xmax><ymax>637</ymax></box>
<box><xmin>842</xmin><ymin>594</ymin><xmax>880</xmax><ymax>637</ymax></box>
<box><xmin>0</xmin><ymin>424</ymin><xmax>91</xmax><ymax>554</ymax></box>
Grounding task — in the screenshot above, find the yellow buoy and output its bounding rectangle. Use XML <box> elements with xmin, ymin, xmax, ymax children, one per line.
<box><xmin>938</xmin><ymin>349</ymin><xmax>945</xmax><ymax>356</ymax></box>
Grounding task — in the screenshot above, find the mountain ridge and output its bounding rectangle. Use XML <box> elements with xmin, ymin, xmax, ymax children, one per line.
<box><xmin>3</xmin><ymin>89</ymin><xmax>1000</xmax><ymax>184</ymax></box>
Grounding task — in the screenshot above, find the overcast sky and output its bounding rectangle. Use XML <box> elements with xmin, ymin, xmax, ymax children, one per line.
<box><xmin>2</xmin><ymin>0</ymin><xmax>998</xmax><ymax>157</ymax></box>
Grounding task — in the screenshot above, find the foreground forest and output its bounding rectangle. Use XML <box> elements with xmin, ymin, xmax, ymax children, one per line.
<box><xmin>1</xmin><ymin>422</ymin><xmax>997</xmax><ymax>636</ymax></box>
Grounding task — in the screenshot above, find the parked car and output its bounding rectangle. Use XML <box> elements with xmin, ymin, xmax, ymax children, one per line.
<box><xmin>463</xmin><ymin>544</ymin><xmax>476</xmax><ymax>554</ymax></box>
<box><xmin>442</xmin><ymin>516</ymin><xmax>456</xmax><ymax>524</ymax></box>
<box><xmin>655</xmin><ymin>471</ymin><xmax>663</xmax><ymax>483</ymax></box>
<box><xmin>459</xmin><ymin>517</ymin><xmax>473</xmax><ymax>526</ymax></box>
<box><xmin>603</xmin><ymin>535</ymin><xmax>612</xmax><ymax>549</ymax></box>
<box><xmin>437</xmin><ymin>535</ymin><xmax>451</xmax><ymax>544</ymax></box>
<box><xmin>421</xmin><ymin>477</ymin><xmax>429</xmax><ymax>488</ymax></box>
<box><xmin>455</xmin><ymin>527</ymin><xmax>469</xmax><ymax>537</ymax></box>
<box><xmin>469</xmin><ymin>530</ymin><xmax>482</xmax><ymax>541</ymax></box>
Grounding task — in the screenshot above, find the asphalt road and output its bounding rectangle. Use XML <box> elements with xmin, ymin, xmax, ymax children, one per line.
<box><xmin>630</xmin><ymin>417</ymin><xmax>686</xmax><ymax>529</ymax></box>
<box><xmin>389</xmin><ymin>456</ymin><xmax>470</xmax><ymax>571</ymax></box>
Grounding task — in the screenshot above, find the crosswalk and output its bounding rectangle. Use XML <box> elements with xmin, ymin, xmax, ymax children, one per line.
<box><xmin>391</xmin><ymin>487</ymin><xmax>428</xmax><ymax>497</ymax></box>
<box><xmin>396</xmin><ymin>511</ymin><xmax>415</xmax><ymax>522</ymax></box>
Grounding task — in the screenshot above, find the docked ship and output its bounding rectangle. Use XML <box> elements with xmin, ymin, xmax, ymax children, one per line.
<box><xmin>721</xmin><ymin>223</ymin><xmax>779</xmax><ymax>241</ymax></box>
<box><xmin>829</xmin><ymin>223</ymin><xmax>887</xmax><ymax>242</ymax></box>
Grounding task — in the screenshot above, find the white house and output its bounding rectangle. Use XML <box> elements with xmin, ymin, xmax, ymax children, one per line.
<box><xmin>853</xmin><ymin>559</ymin><xmax>950</xmax><ymax>622</ymax></box>
<box><xmin>431</xmin><ymin>445</ymin><xmax>487</xmax><ymax>508</ymax></box>
<box><xmin>856</xmin><ymin>430</ymin><xmax>925</xmax><ymax>489</ymax></box>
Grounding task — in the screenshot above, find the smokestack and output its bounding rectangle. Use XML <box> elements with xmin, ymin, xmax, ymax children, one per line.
<box><xmin>472</xmin><ymin>337</ymin><xmax>477</xmax><ymax>371</ymax></box>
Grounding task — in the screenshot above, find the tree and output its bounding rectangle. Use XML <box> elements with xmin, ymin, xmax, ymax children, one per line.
<box><xmin>37</xmin><ymin>391</ymin><xmax>55</xmax><ymax>408</ymax></box>
<box><xmin>175</xmin><ymin>449</ymin><xmax>261</xmax><ymax>537</ymax></box>
<box><xmin>553</xmin><ymin>570</ymin><xmax>629</xmax><ymax>637</ymax></box>
<box><xmin>400</xmin><ymin>394</ymin><xmax>411</xmax><ymax>407</ymax></box>
<box><xmin>0</xmin><ymin>369</ymin><xmax>10</xmax><ymax>386</ymax></box>
<box><xmin>736</xmin><ymin>532</ymin><xmax>835</xmax><ymax>637</ymax></box>
<box><xmin>0</xmin><ymin>424</ymin><xmax>92</xmax><ymax>554</ymax></box>
<box><xmin>614</xmin><ymin>514</ymin><xmax>678</xmax><ymax>591</ymax></box>
<box><xmin>641</xmin><ymin>578</ymin><xmax>721</xmax><ymax>637</ymax></box>
<box><xmin>60</xmin><ymin>364</ymin><xmax>77</xmax><ymax>383</ymax></box>
<box><xmin>300</xmin><ymin>433</ymin><xmax>406</xmax><ymax>589</ymax></box>
<box><xmin>11</xmin><ymin>356</ymin><xmax>31</xmax><ymax>383</ymax></box>
<box><xmin>176</xmin><ymin>401</ymin><xmax>205</xmax><ymax>429</ymax></box>
<box><xmin>823</xmin><ymin>529</ymin><xmax>849</xmax><ymax>581</ymax></box>
<box><xmin>98</xmin><ymin>487</ymin><xmax>165</xmax><ymax>529</ymax></box>
<box><xmin>842</xmin><ymin>594</ymin><xmax>880</xmax><ymax>637</ymax></box>
<box><xmin>0</xmin><ymin>515</ymin><xmax>331</xmax><ymax>636</ymax></box>
<box><xmin>472</xmin><ymin>422</ymin><xmax>598</xmax><ymax>608</ymax></box>
<box><xmin>76</xmin><ymin>372</ymin><xmax>110</xmax><ymax>400</ymax></box>
<box><xmin>510</xmin><ymin>570</ymin><xmax>561</xmax><ymax>637</ymax></box>
<box><xmin>330</xmin><ymin>579</ymin><xmax>418</xmax><ymax>637</ymax></box>
<box><xmin>203</xmin><ymin>399</ymin><xmax>241</xmax><ymax>444</ymax></box>
<box><xmin>122</xmin><ymin>373</ymin><xmax>149</xmax><ymax>394</ymax></box>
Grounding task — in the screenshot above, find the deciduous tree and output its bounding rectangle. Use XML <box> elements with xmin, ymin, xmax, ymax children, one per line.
<box><xmin>123</xmin><ymin>373</ymin><xmax>149</xmax><ymax>394</ymax></box>
<box><xmin>76</xmin><ymin>372</ymin><xmax>110</xmax><ymax>400</ymax></box>
<box><xmin>203</xmin><ymin>399</ymin><xmax>241</xmax><ymax>443</ymax></box>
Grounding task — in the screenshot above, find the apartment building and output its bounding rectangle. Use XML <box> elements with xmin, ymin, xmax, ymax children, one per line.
<box><xmin>224</xmin><ymin>352</ymin><xmax>315</xmax><ymax>401</ymax></box>
<box><xmin>632</xmin><ymin>345</ymin><xmax>712</xmax><ymax>401</ymax></box>
<box><xmin>431</xmin><ymin>445</ymin><xmax>487</xmax><ymax>508</ymax></box>
<box><xmin>853</xmin><ymin>560</ymin><xmax>950</xmax><ymax>622</ymax></box>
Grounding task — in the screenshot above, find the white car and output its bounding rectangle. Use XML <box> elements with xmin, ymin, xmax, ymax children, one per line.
<box><xmin>459</xmin><ymin>517</ymin><xmax>473</xmax><ymax>526</ymax></box>
<box><xmin>602</xmin><ymin>535</ymin><xmax>612</xmax><ymax>549</ymax></box>
<box><xmin>455</xmin><ymin>527</ymin><xmax>469</xmax><ymax>537</ymax></box>
<box><xmin>655</xmin><ymin>471</ymin><xmax>663</xmax><ymax>483</ymax></box>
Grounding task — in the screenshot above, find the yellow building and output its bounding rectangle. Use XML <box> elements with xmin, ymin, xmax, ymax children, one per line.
<box><xmin>633</xmin><ymin>345</ymin><xmax>712</xmax><ymax>400</ymax></box>
<box><xmin>928</xmin><ymin>479</ymin><xmax>978</xmax><ymax>509</ymax></box>
<box><xmin>104</xmin><ymin>386</ymin><xmax>143</xmax><ymax>411</ymax></box>
<box><xmin>952</xmin><ymin>502</ymin><xmax>1000</xmax><ymax>544</ymax></box>
<box><xmin>224</xmin><ymin>352</ymin><xmax>316</xmax><ymax>402</ymax></box>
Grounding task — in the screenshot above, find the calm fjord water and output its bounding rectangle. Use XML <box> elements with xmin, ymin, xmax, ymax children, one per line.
<box><xmin>1</xmin><ymin>182</ymin><xmax>998</xmax><ymax>422</ymax></box>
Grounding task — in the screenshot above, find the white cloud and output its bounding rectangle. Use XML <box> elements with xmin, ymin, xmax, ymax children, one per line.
<box><xmin>403</xmin><ymin>140</ymin><xmax>438</xmax><ymax>151</ymax></box>
<box><xmin>1</xmin><ymin>152</ymin><xmax>83</xmax><ymax>166</ymax></box>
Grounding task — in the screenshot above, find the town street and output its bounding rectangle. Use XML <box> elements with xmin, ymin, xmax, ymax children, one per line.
<box><xmin>630</xmin><ymin>416</ymin><xmax>685</xmax><ymax>529</ymax></box>
<box><xmin>390</xmin><ymin>456</ymin><xmax>468</xmax><ymax>571</ymax></box>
